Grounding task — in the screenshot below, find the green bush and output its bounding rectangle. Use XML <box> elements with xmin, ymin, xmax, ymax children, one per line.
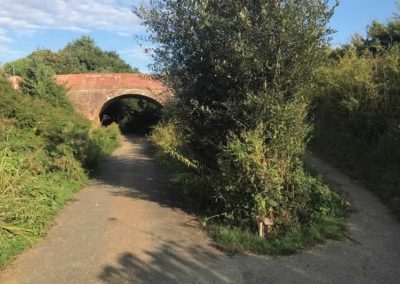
<box><xmin>311</xmin><ymin>43</ymin><xmax>400</xmax><ymax>214</ymax></box>
<box><xmin>85</xmin><ymin>124</ymin><xmax>121</xmax><ymax>170</ymax></box>
<box><xmin>0</xmin><ymin>76</ymin><xmax>120</xmax><ymax>266</ymax></box>
<box><xmin>20</xmin><ymin>63</ymin><xmax>72</xmax><ymax>109</ymax></box>
<box><xmin>142</xmin><ymin>0</ymin><xmax>348</xmax><ymax>248</ymax></box>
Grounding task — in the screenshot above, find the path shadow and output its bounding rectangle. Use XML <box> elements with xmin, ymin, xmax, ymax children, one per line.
<box><xmin>94</xmin><ymin>139</ymin><xmax>400</xmax><ymax>283</ymax></box>
<box><xmin>92</xmin><ymin>135</ymin><xmax>190</xmax><ymax>212</ymax></box>
<box><xmin>97</xmin><ymin>239</ymin><xmax>353</xmax><ymax>284</ymax></box>
<box><xmin>98</xmin><ymin>240</ymin><xmax>235</xmax><ymax>284</ymax></box>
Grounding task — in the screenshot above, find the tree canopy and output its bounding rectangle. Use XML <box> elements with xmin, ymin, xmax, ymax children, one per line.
<box><xmin>2</xmin><ymin>36</ymin><xmax>138</xmax><ymax>76</ymax></box>
<box><xmin>330</xmin><ymin>18</ymin><xmax>400</xmax><ymax>59</ymax></box>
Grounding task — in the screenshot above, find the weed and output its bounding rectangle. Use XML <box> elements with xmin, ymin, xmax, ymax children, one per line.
<box><xmin>0</xmin><ymin>77</ymin><xmax>120</xmax><ymax>267</ymax></box>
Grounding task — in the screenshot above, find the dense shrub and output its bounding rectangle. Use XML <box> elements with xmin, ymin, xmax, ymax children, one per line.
<box><xmin>85</xmin><ymin>124</ymin><xmax>121</xmax><ymax>170</ymax></box>
<box><xmin>20</xmin><ymin>63</ymin><xmax>72</xmax><ymax>109</ymax></box>
<box><xmin>311</xmin><ymin>42</ymin><xmax>400</xmax><ymax>214</ymax></box>
<box><xmin>141</xmin><ymin>0</ymin><xmax>349</xmax><ymax>244</ymax></box>
<box><xmin>0</xmin><ymin>77</ymin><xmax>120</xmax><ymax>266</ymax></box>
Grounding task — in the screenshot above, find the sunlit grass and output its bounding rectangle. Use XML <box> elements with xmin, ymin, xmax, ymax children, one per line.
<box><xmin>207</xmin><ymin>214</ymin><xmax>347</xmax><ymax>255</ymax></box>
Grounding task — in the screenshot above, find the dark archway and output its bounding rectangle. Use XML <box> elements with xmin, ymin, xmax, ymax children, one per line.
<box><xmin>100</xmin><ymin>94</ymin><xmax>162</xmax><ymax>135</ymax></box>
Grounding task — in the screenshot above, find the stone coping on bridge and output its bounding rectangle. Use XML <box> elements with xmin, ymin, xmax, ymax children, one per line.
<box><xmin>55</xmin><ymin>73</ymin><xmax>166</xmax><ymax>91</ymax></box>
<box><xmin>7</xmin><ymin>73</ymin><xmax>167</xmax><ymax>91</ymax></box>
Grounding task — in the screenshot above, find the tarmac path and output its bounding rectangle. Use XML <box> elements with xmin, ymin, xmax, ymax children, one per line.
<box><xmin>1</xmin><ymin>136</ymin><xmax>399</xmax><ymax>283</ymax></box>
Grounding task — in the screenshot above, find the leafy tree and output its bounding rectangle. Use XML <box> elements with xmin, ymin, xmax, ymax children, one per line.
<box><xmin>2</xmin><ymin>57</ymin><xmax>33</xmax><ymax>77</ymax></box>
<box><xmin>366</xmin><ymin>20</ymin><xmax>400</xmax><ymax>49</ymax></box>
<box><xmin>329</xmin><ymin>17</ymin><xmax>400</xmax><ymax>60</ymax></box>
<box><xmin>60</xmin><ymin>36</ymin><xmax>136</xmax><ymax>73</ymax></box>
<box><xmin>139</xmin><ymin>0</ymin><xmax>345</xmax><ymax>234</ymax></box>
<box><xmin>2</xmin><ymin>36</ymin><xmax>139</xmax><ymax>75</ymax></box>
<box><xmin>29</xmin><ymin>49</ymin><xmax>81</xmax><ymax>74</ymax></box>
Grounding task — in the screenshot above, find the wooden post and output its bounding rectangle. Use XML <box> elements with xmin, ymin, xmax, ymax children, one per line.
<box><xmin>259</xmin><ymin>221</ymin><xmax>265</xmax><ymax>238</ymax></box>
<box><xmin>257</xmin><ymin>213</ymin><xmax>274</xmax><ymax>238</ymax></box>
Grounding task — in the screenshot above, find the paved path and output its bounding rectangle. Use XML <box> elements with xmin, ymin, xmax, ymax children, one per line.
<box><xmin>1</xmin><ymin>136</ymin><xmax>399</xmax><ymax>283</ymax></box>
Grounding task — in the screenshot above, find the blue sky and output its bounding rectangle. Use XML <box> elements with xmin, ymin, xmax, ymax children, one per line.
<box><xmin>0</xmin><ymin>0</ymin><xmax>398</xmax><ymax>73</ymax></box>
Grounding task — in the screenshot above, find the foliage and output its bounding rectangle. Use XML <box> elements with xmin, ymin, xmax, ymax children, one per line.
<box><xmin>1</xmin><ymin>57</ymin><xmax>32</xmax><ymax>77</ymax></box>
<box><xmin>311</xmin><ymin>43</ymin><xmax>400</xmax><ymax>215</ymax></box>
<box><xmin>20</xmin><ymin>63</ymin><xmax>72</xmax><ymax>109</ymax></box>
<box><xmin>0</xmin><ymin>76</ymin><xmax>120</xmax><ymax>266</ymax></box>
<box><xmin>330</xmin><ymin>18</ymin><xmax>400</xmax><ymax>59</ymax></box>
<box><xmin>85</xmin><ymin>124</ymin><xmax>121</xmax><ymax>170</ymax></box>
<box><xmin>366</xmin><ymin>20</ymin><xmax>400</xmax><ymax>49</ymax></box>
<box><xmin>60</xmin><ymin>36</ymin><xmax>136</xmax><ymax>73</ymax></box>
<box><xmin>208</xmin><ymin>212</ymin><xmax>346</xmax><ymax>255</ymax></box>
<box><xmin>140</xmin><ymin>0</ymin><xmax>348</xmax><ymax>244</ymax></box>
<box><xmin>2</xmin><ymin>36</ymin><xmax>138</xmax><ymax>76</ymax></box>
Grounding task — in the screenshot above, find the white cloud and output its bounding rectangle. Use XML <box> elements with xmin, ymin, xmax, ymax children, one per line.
<box><xmin>117</xmin><ymin>32</ymin><xmax>132</xmax><ymax>37</ymax></box>
<box><xmin>119</xmin><ymin>46</ymin><xmax>151</xmax><ymax>61</ymax></box>
<box><xmin>0</xmin><ymin>28</ymin><xmax>13</xmax><ymax>43</ymax></box>
<box><xmin>0</xmin><ymin>0</ymin><xmax>143</xmax><ymax>35</ymax></box>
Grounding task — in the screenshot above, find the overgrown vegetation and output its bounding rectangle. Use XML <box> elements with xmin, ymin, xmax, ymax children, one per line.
<box><xmin>101</xmin><ymin>97</ymin><xmax>162</xmax><ymax>135</ymax></box>
<box><xmin>138</xmin><ymin>0</ymin><xmax>349</xmax><ymax>254</ymax></box>
<box><xmin>20</xmin><ymin>63</ymin><xmax>73</xmax><ymax>109</ymax></box>
<box><xmin>208</xmin><ymin>212</ymin><xmax>346</xmax><ymax>255</ymax></box>
<box><xmin>0</xmin><ymin>73</ymin><xmax>120</xmax><ymax>266</ymax></box>
<box><xmin>2</xmin><ymin>36</ymin><xmax>138</xmax><ymax>76</ymax></box>
<box><xmin>311</xmin><ymin>18</ymin><xmax>400</xmax><ymax>215</ymax></box>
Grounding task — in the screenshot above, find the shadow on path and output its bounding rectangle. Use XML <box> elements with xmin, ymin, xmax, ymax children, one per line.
<box><xmin>99</xmin><ymin>240</ymin><xmax>235</xmax><ymax>284</ymax></box>
<box><xmin>95</xmin><ymin>138</ymin><xmax>400</xmax><ymax>283</ymax></box>
<box><xmin>94</xmin><ymin>135</ymin><xmax>186</xmax><ymax>211</ymax></box>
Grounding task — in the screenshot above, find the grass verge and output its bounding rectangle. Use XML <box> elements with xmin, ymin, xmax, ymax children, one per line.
<box><xmin>310</xmin><ymin>132</ymin><xmax>400</xmax><ymax>218</ymax></box>
<box><xmin>207</xmin><ymin>214</ymin><xmax>347</xmax><ymax>255</ymax></box>
<box><xmin>0</xmin><ymin>77</ymin><xmax>121</xmax><ymax>267</ymax></box>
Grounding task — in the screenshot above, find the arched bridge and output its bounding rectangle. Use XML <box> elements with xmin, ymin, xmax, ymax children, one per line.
<box><xmin>8</xmin><ymin>73</ymin><xmax>171</xmax><ymax>124</ymax></box>
<box><xmin>56</xmin><ymin>73</ymin><xmax>171</xmax><ymax>124</ymax></box>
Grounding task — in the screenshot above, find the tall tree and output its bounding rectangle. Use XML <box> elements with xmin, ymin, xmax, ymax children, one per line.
<box><xmin>60</xmin><ymin>36</ymin><xmax>136</xmax><ymax>73</ymax></box>
<box><xmin>139</xmin><ymin>0</ymin><xmax>341</xmax><ymax>233</ymax></box>
<box><xmin>2</xmin><ymin>36</ymin><xmax>138</xmax><ymax>75</ymax></box>
<box><xmin>367</xmin><ymin>20</ymin><xmax>400</xmax><ymax>48</ymax></box>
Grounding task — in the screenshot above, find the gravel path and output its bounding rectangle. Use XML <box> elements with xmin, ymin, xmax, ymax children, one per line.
<box><xmin>1</xmin><ymin>136</ymin><xmax>399</xmax><ymax>283</ymax></box>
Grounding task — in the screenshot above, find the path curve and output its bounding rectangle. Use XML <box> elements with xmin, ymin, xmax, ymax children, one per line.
<box><xmin>1</xmin><ymin>137</ymin><xmax>400</xmax><ymax>283</ymax></box>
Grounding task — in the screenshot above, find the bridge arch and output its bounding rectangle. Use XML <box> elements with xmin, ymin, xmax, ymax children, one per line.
<box><xmin>100</xmin><ymin>93</ymin><xmax>163</xmax><ymax>117</ymax></box>
<box><xmin>99</xmin><ymin>93</ymin><xmax>163</xmax><ymax>127</ymax></box>
<box><xmin>55</xmin><ymin>73</ymin><xmax>171</xmax><ymax>125</ymax></box>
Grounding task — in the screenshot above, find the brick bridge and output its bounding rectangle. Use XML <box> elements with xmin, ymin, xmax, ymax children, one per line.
<box><xmin>57</xmin><ymin>73</ymin><xmax>171</xmax><ymax>124</ymax></box>
<box><xmin>9</xmin><ymin>73</ymin><xmax>171</xmax><ymax>124</ymax></box>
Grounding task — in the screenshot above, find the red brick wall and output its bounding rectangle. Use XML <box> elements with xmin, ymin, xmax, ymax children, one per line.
<box><xmin>6</xmin><ymin>73</ymin><xmax>171</xmax><ymax>125</ymax></box>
